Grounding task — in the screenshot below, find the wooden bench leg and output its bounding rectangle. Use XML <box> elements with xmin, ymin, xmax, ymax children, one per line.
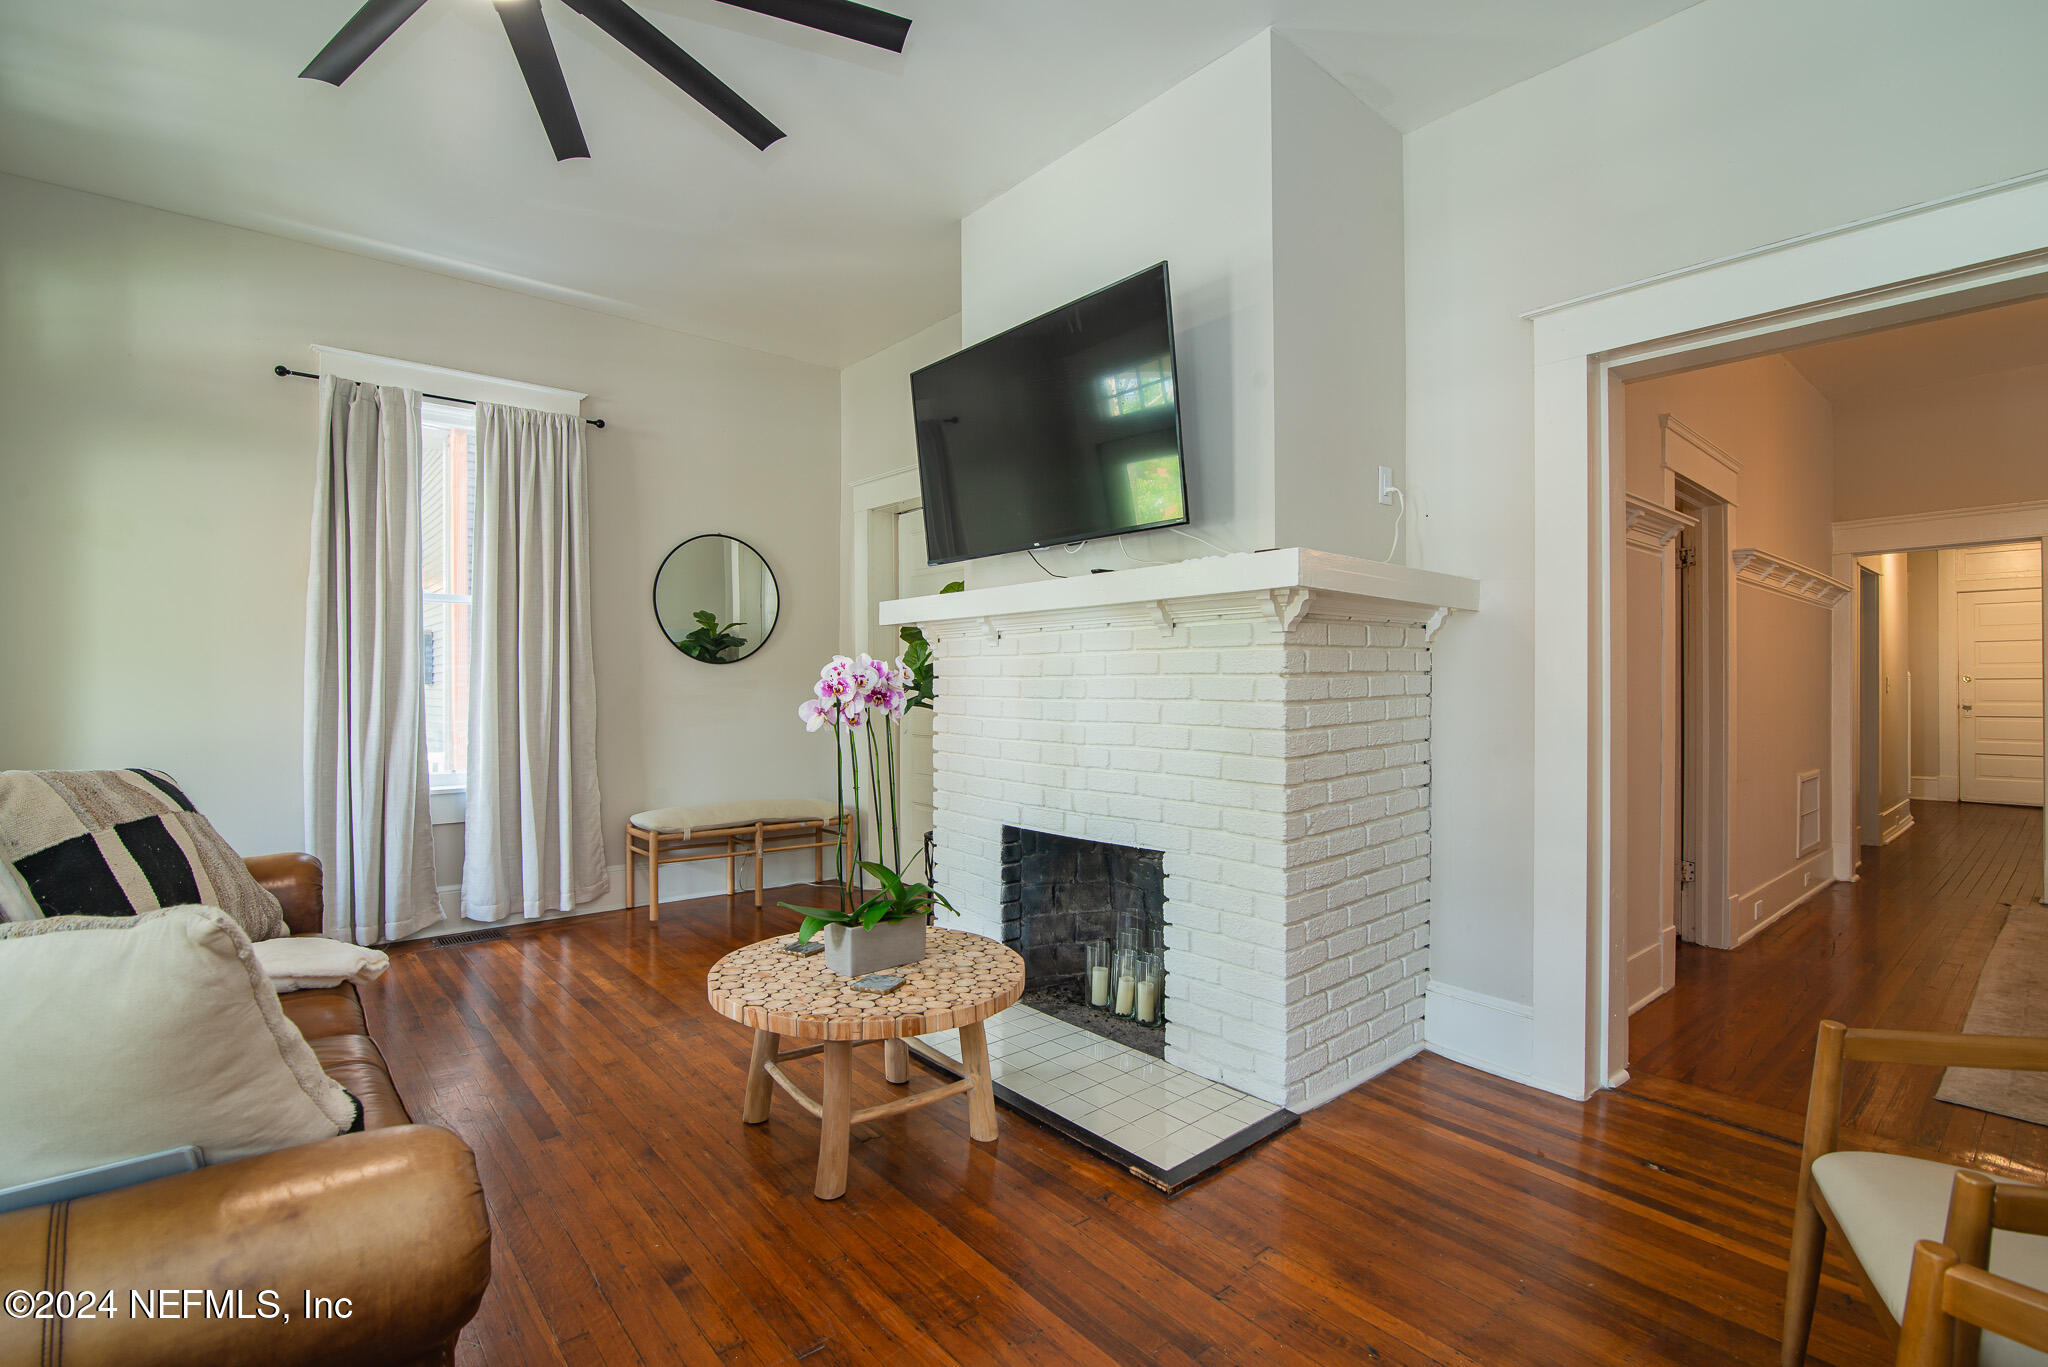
<box><xmin>754</xmin><ymin>823</ymin><xmax>766</xmax><ymax>910</ymax></box>
<box><xmin>883</xmin><ymin>1038</ymin><xmax>909</xmax><ymax>1085</ymax></box>
<box><xmin>743</xmin><ymin>1030</ymin><xmax>780</xmax><ymax>1125</ymax></box>
<box><xmin>959</xmin><ymin>1021</ymin><xmax>999</xmax><ymax>1143</ymax></box>
<box><xmin>726</xmin><ymin>836</ymin><xmax>737</xmax><ymax>900</ymax></box>
<box><xmin>646</xmin><ymin>838</ymin><xmax>660</xmax><ymax>924</ymax></box>
<box><xmin>625</xmin><ymin>827</ymin><xmax>636</xmax><ymax>917</ymax></box>
<box><xmin>816</xmin><ymin>1041</ymin><xmax>853</xmax><ymax>1199</ymax></box>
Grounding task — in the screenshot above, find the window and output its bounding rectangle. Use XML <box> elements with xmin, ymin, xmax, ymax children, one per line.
<box><xmin>1098</xmin><ymin>359</ymin><xmax>1175</xmax><ymax>419</ymax></box>
<box><xmin>421</xmin><ymin>400</ymin><xmax>476</xmax><ymax>792</ymax></box>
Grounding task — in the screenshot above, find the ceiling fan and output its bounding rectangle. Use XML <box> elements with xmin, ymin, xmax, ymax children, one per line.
<box><xmin>301</xmin><ymin>0</ymin><xmax>911</xmax><ymax>160</ymax></box>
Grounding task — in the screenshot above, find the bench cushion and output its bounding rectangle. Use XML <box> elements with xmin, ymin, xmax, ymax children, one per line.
<box><xmin>630</xmin><ymin>799</ymin><xmax>845</xmax><ymax>836</ymax></box>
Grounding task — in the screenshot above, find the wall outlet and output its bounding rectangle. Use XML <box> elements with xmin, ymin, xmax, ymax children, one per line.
<box><xmin>1378</xmin><ymin>466</ymin><xmax>1396</xmax><ymax>505</ymax></box>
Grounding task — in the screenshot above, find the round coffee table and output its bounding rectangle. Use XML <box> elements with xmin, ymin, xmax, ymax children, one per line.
<box><xmin>705</xmin><ymin>927</ymin><xmax>1025</xmax><ymax>1200</ymax></box>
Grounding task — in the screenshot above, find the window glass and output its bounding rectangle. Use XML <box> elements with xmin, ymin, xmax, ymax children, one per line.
<box><xmin>421</xmin><ymin>401</ymin><xmax>475</xmax><ymax>791</ymax></box>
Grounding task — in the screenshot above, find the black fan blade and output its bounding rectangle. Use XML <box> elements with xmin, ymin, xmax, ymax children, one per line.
<box><xmin>560</xmin><ymin>0</ymin><xmax>785</xmax><ymax>150</ymax></box>
<box><xmin>711</xmin><ymin>0</ymin><xmax>909</xmax><ymax>53</ymax></box>
<box><xmin>301</xmin><ymin>0</ymin><xmax>432</xmax><ymax>85</ymax></box>
<box><xmin>496</xmin><ymin>0</ymin><xmax>590</xmax><ymax>160</ymax></box>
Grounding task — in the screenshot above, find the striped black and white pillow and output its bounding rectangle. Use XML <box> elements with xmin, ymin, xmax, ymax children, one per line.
<box><xmin>0</xmin><ymin>770</ymin><xmax>285</xmax><ymax>941</ymax></box>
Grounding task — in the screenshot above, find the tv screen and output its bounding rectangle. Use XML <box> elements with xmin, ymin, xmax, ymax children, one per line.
<box><xmin>910</xmin><ymin>262</ymin><xmax>1188</xmax><ymax>565</ymax></box>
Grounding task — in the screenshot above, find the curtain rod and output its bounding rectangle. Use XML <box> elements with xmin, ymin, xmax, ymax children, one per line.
<box><xmin>273</xmin><ymin>367</ymin><xmax>605</xmax><ymax>428</ymax></box>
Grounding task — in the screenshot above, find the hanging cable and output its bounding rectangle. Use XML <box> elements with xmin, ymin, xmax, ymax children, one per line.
<box><xmin>1385</xmin><ymin>487</ymin><xmax>1407</xmax><ymax>563</ymax></box>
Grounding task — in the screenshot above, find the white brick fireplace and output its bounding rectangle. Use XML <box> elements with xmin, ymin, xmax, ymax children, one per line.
<box><xmin>883</xmin><ymin>549</ymin><xmax>1478</xmax><ymax>1110</ymax></box>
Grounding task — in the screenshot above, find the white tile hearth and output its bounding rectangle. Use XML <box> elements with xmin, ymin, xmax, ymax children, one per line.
<box><xmin>911</xmin><ymin>1003</ymin><xmax>1289</xmax><ymax>1184</ymax></box>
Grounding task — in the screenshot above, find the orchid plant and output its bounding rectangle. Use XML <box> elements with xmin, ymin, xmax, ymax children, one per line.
<box><xmin>784</xmin><ymin>652</ymin><xmax>955</xmax><ymax>944</ymax></box>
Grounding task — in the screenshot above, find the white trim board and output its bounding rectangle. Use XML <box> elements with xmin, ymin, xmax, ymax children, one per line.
<box><xmin>1911</xmin><ymin>774</ymin><xmax>1958</xmax><ymax>802</ymax></box>
<box><xmin>1529</xmin><ymin>169</ymin><xmax>2048</xmax><ymax>1101</ymax></box>
<box><xmin>1728</xmin><ymin>851</ymin><xmax>1836</xmax><ymax>949</ymax></box>
<box><xmin>1879</xmin><ymin>798</ymin><xmax>1914</xmax><ymax>846</ymax></box>
<box><xmin>1423</xmin><ymin>981</ymin><xmax>1534</xmax><ymax>1084</ymax></box>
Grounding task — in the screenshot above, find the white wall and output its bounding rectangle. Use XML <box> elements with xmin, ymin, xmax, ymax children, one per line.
<box><xmin>1405</xmin><ymin>0</ymin><xmax>2048</xmax><ymax>1012</ymax></box>
<box><xmin>1874</xmin><ymin>554</ymin><xmax>1913</xmax><ymax>828</ymax></box>
<box><xmin>840</xmin><ymin>315</ymin><xmax>961</xmax><ymax>656</ymax></box>
<box><xmin>955</xmin><ymin>30</ymin><xmax>1406</xmax><ymax>589</ymax></box>
<box><xmin>0</xmin><ymin>175</ymin><xmax>841</xmax><ymax>909</ymax></box>
<box><xmin>1269</xmin><ymin>34</ymin><xmax>1406</xmax><ymax>563</ymax></box>
<box><xmin>1834</xmin><ymin>361</ymin><xmax>2048</xmax><ymax>522</ymax></box>
<box><xmin>960</xmin><ymin>32</ymin><xmax>1276</xmax><ymax>583</ymax></box>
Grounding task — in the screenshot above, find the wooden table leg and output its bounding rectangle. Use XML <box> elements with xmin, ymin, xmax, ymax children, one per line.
<box><xmin>816</xmin><ymin>1040</ymin><xmax>853</xmax><ymax>1200</ymax></box>
<box><xmin>625</xmin><ymin>828</ymin><xmax>636</xmax><ymax>918</ymax></box>
<box><xmin>958</xmin><ymin>1021</ymin><xmax>999</xmax><ymax>1143</ymax></box>
<box><xmin>883</xmin><ymin>1038</ymin><xmax>909</xmax><ymax>1085</ymax></box>
<box><xmin>754</xmin><ymin>823</ymin><xmax>766</xmax><ymax>910</ymax></box>
<box><xmin>743</xmin><ymin>1030</ymin><xmax>779</xmax><ymax>1125</ymax></box>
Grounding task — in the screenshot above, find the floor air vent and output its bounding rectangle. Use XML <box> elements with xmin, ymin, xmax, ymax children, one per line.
<box><xmin>416</xmin><ymin>928</ymin><xmax>511</xmax><ymax>949</ymax></box>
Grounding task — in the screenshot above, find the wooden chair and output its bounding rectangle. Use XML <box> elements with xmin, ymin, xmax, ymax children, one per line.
<box><xmin>1897</xmin><ymin>1220</ymin><xmax>2048</xmax><ymax>1366</ymax></box>
<box><xmin>1783</xmin><ymin>1020</ymin><xmax>2048</xmax><ymax>1366</ymax></box>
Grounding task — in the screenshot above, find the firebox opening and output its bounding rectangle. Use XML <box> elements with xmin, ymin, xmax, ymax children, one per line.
<box><xmin>1000</xmin><ymin>826</ymin><xmax>1168</xmax><ymax>1058</ymax></box>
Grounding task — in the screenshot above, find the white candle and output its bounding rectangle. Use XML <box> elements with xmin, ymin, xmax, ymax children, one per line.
<box><xmin>1088</xmin><ymin>964</ymin><xmax>1111</xmax><ymax>1007</ymax></box>
<box><xmin>1135</xmin><ymin>981</ymin><xmax>1159</xmax><ymax>1023</ymax></box>
<box><xmin>1114</xmin><ymin>974</ymin><xmax>1136</xmax><ymax>1016</ymax></box>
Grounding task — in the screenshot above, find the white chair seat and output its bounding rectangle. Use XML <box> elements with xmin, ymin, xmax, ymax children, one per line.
<box><xmin>1814</xmin><ymin>1150</ymin><xmax>2048</xmax><ymax>1367</ymax></box>
<box><xmin>629</xmin><ymin>799</ymin><xmax>844</xmax><ymax>838</ymax></box>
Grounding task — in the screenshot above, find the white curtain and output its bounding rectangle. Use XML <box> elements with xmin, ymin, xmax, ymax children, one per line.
<box><xmin>303</xmin><ymin>378</ymin><xmax>440</xmax><ymax>944</ymax></box>
<box><xmin>462</xmin><ymin>403</ymin><xmax>606</xmax><ymax>920</ymax></box>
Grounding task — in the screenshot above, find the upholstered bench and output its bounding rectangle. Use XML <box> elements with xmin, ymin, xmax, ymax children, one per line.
<box><xmin>626</xmin><ymin>800</ymin><xmax>853</xmax><ymax>919</ymax></box>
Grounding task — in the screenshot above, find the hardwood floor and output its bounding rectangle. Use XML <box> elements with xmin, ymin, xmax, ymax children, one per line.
<box><xmin>1630</xmin><ymin>799</ymin><xmax>2047</xmax><ymax>1175</ymax></box>
<box><xmin>358</xmin><ymin>838</ymin><xmax>2031</xmax><ymax>1367</ymax></box>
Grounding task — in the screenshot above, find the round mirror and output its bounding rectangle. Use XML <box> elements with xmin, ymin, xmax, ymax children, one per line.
<box><xmin>652</xmin><ymin>534</ymin><xmax>780</xmax><ymax>664</ymax></box>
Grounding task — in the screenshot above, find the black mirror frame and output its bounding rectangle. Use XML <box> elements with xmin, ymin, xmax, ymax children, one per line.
<box><xmin>652</xmin><ymin>532</ymin><xmax>780</xmax><ymax>665</ymax></box>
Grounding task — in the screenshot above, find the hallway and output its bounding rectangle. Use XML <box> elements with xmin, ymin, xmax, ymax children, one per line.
<box><xmin>1628</xmin><ymin>799</ymin><xmax>2047</xmax><ymax>1175</ymax></box>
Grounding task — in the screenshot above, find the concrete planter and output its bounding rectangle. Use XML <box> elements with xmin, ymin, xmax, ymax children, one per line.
<box><xmin>822</xmin><ymin>915</ymin><xmax>928</xmax><ymax>977</ymax></box>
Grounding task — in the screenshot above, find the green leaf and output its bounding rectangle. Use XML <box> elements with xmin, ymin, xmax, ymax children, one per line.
<box><xmin>860</xmin><ymin>901</ymin><xmax>890</xmax><ymax>929</ymax></box>
<box><xmin>796</xmin><ymin>915</ymin><xmax>827</xmax><ymax>944</ymax></box>
<box><xmin>693</xmin><ymin>609</ymin><xmax>717</xmax><ymax>629</ymax></box>
<box><xmin>857</xmin><ymin>860</ymin><xmax>905</xmax><ymax>901</ymax></box>
<box><xmin>941</xmin><ymin>581</ymin><xmax>965</xmax><ymax>594</ymax></box>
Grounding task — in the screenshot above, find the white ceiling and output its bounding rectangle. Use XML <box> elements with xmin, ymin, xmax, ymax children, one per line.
<box><xmin>1785</xmin><ymin>295</ymin><xmax>2048</xmax><ymax>403</ymax></box>
<box><xmin>0</xmin><ymin>0</ymin><xmax>1700</xmax><ymax>367</ymax></box>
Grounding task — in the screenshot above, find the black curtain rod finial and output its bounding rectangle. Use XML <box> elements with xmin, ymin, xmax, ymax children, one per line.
<box><xmin>273</xmin><ymin>364</ymin><xmax>604</xmax><ymax>428</ymax></box>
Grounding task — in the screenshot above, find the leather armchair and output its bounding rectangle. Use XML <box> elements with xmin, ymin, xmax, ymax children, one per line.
<box><xmin>0</xmin><ymin>855</ymin><xmax>492</xmax><ymax>1366</ymax></box>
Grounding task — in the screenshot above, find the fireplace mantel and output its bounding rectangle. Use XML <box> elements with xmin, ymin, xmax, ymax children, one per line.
<box><xmin>880</xmin><ymin>548</ymin><xmax>1480</xmax><ymax>640</ymax></box>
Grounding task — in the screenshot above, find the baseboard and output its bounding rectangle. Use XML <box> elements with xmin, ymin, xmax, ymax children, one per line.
<box><xmin>425</xmin><ymin>848</ymin><xmax>824</xmax><ymax>926</ymax></box>
<box><xmin>1729</xmin><ymin>849</ymin><xmax>1835</xmax><ymax>948</ymax></box>
<box><xmin>1910</xmin><ymin>773</ymin><xmax>1959</xmax><ymax>802</ymax></box>
<box><xmin>1879</xmin><ymin>797</ymin><xmax>1915</xmax><ymax>846</ymax></box>
<box><xmin>1295</xmin><ymin>1040</ymin><xmax>1425</xmax><ymax>1112</ymax></box>
<box><xmin>1626</xmin><ymin>926</ymin><xmax>1678</xmax><ymax>1013</ymax></box>
<box><xmin>1423</xmin><ymin>981</ymin><xmax>1534</xmax><ymax>1084</ymax></box>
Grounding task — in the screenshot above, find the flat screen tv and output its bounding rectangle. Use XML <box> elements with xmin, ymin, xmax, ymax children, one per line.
<box><xmin>910</xmin><ymin>262</ymin><xmax>1188</xmax><ymax>565</ymax></box>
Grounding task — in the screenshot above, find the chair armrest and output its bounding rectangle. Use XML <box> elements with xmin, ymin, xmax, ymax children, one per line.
<box><xmin>0</xmin><ymin>1126</ymin><xmax>490</xmax><ymax>1367</ymax></box>
<box><xmin>244</xmin><ymin>852</ymin><xmax>324</xmax><ymax>936</ymax></box>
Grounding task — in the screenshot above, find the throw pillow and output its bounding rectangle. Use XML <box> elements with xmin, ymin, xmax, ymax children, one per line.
<box><xmin>251</xmin><ymin>936</ymin><xmax>391</xmax><ymax>991</ymax></box>
<box><xmin>0</xmin><ymin>906</ymin><xmax>356</xmax><ymax>1186</ymax></box>
<box><xmin>0</xmin><ymin>769</ymin><xmax>284</xmax><ymax>940</ymax></box>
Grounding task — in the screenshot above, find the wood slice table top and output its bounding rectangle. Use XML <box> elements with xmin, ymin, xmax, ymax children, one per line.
<box><xmin>705</xmin><ymin>928</ymin><xmax>1024</xmax><ymax>1041</ymax></box>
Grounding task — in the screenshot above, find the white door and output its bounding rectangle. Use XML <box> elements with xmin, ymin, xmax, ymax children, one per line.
<box><xmin>1958</xmin><ymin>586</ymin><xmax>2044</xmax><ymax>806</ymax></box>
<box><xmin>893</xmin><ymin>509</ymin><xmax>951</xmax><ymax>872</ymax></box>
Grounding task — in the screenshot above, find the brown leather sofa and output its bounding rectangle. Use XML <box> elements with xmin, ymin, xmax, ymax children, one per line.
<box><xmin>0</xmin><ymin>854</ymin><xmax>492</xmax><ymax>1367</ymax></box>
